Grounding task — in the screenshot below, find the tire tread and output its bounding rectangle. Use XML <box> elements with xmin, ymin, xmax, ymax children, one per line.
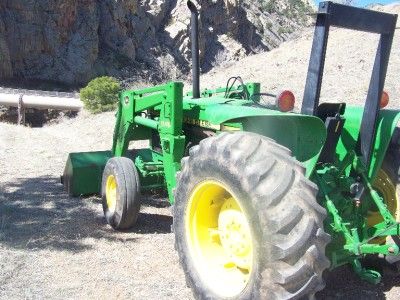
<box><xmin>173</xmin><ymin>132</ymin><xmax>330</xmax><ymax>300</ymax></box>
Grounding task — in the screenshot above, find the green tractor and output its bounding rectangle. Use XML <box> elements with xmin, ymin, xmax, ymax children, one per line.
<box><xmin>62</xmin><ymin>1</ymin><xmax>400</xmax><ymax>299</ymax></box>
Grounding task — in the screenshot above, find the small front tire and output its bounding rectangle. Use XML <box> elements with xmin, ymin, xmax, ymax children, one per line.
<box><xmin>101</xmin><ymin>157</ymin><xmax>141</xmax><ymax>230</ymax></box>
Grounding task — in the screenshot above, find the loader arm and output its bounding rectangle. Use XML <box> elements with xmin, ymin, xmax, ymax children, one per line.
<box><xmin>112</xmin><ymin>82</ymin><xmax>186</xmax><ymax>202</ymax></box>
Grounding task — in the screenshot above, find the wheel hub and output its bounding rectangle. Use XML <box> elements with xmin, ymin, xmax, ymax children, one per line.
<box><xmin>367</xmin><ymin>169</ymin><xmax>397</xmax><ymax>225</ymax></box>
<box><xmin>106</xmin><ymin>175</ymin><xmax>117</xmax><ymax>213</ymax></box>
<box><xmin>367</xmin><ymin>168</ymin><xmax>398</xmax><ymax>244</ymax></box>
<box><xmin>218</xmin><ymin>197</ymin><xmax>252</xmax><ymax>269</ymax></box>
<box><xmin>185</xmin><ymin>180</ymin><xmax>254</xmax><ymax>298</ymax></box>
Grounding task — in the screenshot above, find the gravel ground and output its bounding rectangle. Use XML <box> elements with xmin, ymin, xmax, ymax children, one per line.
<box><xmin>1</xmin><ymin>112</ymin><xmax>400</xmax><ymax>300</ymax></box>
<box><xmin>0</xmin><ymin>114</ymin><xmax>192</xmax><ymax>299</ymax></box>
<box><xmin>1</xmin><ymin>4</ymin><xmax>400</xmax><ymax>300</ymax></box>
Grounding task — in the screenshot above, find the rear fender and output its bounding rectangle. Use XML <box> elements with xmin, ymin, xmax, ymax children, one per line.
<box><xmin>338</xmin><ymin>106</ymin><xmax>400</xmax><ymax>179</ymax></box>
<box><xmin>237</xmin><ymin>115</ymin><xmax>327</xmax><ymax>177</ymax></box>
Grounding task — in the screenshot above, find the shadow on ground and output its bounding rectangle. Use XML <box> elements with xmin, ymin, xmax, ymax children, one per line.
<box><xmin>316</xmin><ymin>260</ymin><xmax>400</xmax><ymax>299</ymax></box>
<box><xmin>0</xmin><ymin>176</ymin><xmax>172</xmax><ymax>252</ymax></box>
<box><xmin>2</xmin><ymin>176</ymin><xmax>400</xmax><ymax>298</ymax></box>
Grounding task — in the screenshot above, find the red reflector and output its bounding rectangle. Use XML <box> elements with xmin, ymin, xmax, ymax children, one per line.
<box><xmin>276</xmin><ymin>90</ymin><xmax>295</xmax><ymax>112</ymax></box>
<box><xmin>380</xmin><ymin>91</ymin><xmax>389</xmax><ymax>108</ymax></box>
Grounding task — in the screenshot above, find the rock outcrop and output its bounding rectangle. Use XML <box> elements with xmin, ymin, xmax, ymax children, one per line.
<box><xmin>0</xmin><ymin>0</ymin><xmax>312</xmax><ymax>86</ymax></box>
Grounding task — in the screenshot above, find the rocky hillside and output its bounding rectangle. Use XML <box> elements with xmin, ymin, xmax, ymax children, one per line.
<box><xmin>0</xmin><ymin>0</ymin><xmax>312</xmax><ymax>87</ymax></box>
<box><xmin>200</xmin><ymin>3</ymin><xmax>400</xmax><ymax>109</ymax></box>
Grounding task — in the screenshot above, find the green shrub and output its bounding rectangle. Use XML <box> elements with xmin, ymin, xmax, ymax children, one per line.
<box><xmin>80</xmin><ymin>76</ymin><xmax>121</xmax><ymax>113</ymax></box>
<box><xmin>261</xmin><ymin>0</ymin><xmax>277</xmax><ymax>13</ymax></box>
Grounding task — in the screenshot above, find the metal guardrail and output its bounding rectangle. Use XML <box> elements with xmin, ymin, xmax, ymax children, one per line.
<box><xmin>0</xmin><ymin>87</ymin><xmax>83</xmax><ymax>125</ymax></box>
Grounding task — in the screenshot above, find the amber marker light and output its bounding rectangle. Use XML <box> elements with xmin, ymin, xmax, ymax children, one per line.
<box><xmin>276</xmin><ymin>90</ymin><xmax>295</xmax><ymax>112</ymax></box>
<box><xmin>380</xmin><ymin>91</ymin><xmax>389</xmax><ymax>108</ymax></box>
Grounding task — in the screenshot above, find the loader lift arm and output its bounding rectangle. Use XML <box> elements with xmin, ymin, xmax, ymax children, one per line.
<box><xmin>112</xmin><ymin>82</ymin><xmax>186</xmax><ymax>202</ymax></box>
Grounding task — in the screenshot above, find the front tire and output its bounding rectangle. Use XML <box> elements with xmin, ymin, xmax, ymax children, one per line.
<box><xmin>173</xmin><ymin>132</ymin><xmax>331</xmax><ymax>299</ymax></box>
<box><xmin>102</xmin><ymin>157</ymin><xmax>141</xmax><ymax>230</ymax></box>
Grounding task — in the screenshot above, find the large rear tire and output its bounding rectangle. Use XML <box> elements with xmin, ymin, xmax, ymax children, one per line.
<box><xmin>376</xmin><ymin>129</ymin><xmax>400</xmax><ymax>256</ymax></box>
<box><xmin>102</xmin><ymin>157</ymin><xmax>141</xmax><ymax>230</ymax></box>
<box><xmin>385</xmin><ymin>127</ymin><xmax>400</xmax><ymax>202</ymax></box>
<box><xmin>367</xmin><ymin>128</ymin><xmax>400</xmax><ymax>242</ymax></box>
<box><xmin>173</xmin><ymin>132</ymin><xmax>331</xmax><ymax>299</ymax></box>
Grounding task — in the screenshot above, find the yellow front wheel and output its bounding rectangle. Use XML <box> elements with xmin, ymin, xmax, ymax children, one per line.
<box><xmin>102</xmin><ymin>157</ymin><xmax>141</xmax><ymax>230</ymax></box>
<box><xmin>105</xmin><ymin>175</ymin><xmax>118</xmax><ymax>214</ymax></box>
<box><xmin>173</xmin><ymin>132</ymin><xmax>330</xmax><ymax>299</ymax></box>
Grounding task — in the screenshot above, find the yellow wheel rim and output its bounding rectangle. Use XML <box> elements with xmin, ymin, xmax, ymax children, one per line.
<box><xmin>186</xmin><ymin>180</ymin><xmax>253</xmax><ymax>298</ymax></box>
<box><xmin>106</xmin><ymin>175</ymin><xmax>117</xmax><ymax>213</ymax></box>
<box><xmin>367</xmin><ymin>168</ymin><xmax>399</xmax><ymax>243</ymax></box>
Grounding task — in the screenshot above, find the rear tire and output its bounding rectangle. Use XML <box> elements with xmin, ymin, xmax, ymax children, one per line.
<box><xmin>173</xmin><ymin>132</ymin><xmax>331</xmax><ymax>299</ymax></box>
<box><xmin>381</xmin><ymin>128</ymin><xmax>400</xmax><ymax>260</ymax></box>
<box><xmin>386</xmin><ymin>126</ymin><xmax>400</xmax><ymax>197</ymax></box>
<box><xmin>102</xmin><ymin>157</ymin><xmax>141</xmax><ymax>230</ymax></box>
<box><xmin>368</xmin><ymin>127</ymin><xmax>400</xmax><ymax>231</ymax></box>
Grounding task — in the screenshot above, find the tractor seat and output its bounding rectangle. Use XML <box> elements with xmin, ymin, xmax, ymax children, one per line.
<box><xmin>317</xmin><ymin>102</ymin><xmax>346</xmax><ymax>122</ymax></box>
<box><xmin>317</xmin><ymin>103</ymin><xmax>347</xmax><ymax>163</ymax></box>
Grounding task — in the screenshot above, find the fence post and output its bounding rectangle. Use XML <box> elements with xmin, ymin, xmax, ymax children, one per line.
<box><xmin>17</xmin><ymin>94</ymin><xmax>25</xmax><ymax>125</ymax></box>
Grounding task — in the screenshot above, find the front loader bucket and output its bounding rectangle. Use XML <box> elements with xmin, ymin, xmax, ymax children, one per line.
<box><xmin>61</xmin><ymin>151</ymin><xmax>112</xmax><ymax>197</ymax></box>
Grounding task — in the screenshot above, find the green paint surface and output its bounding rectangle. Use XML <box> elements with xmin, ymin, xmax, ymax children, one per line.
<box><xmin>64</xmin><ymin>80</ymin><xmax>400</xmax><ymax>274</ymax></box>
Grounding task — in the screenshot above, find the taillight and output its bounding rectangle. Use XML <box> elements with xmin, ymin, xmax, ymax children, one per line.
<box><xmin>276</xmin><ymin>90</ymin><xmax>295</xmax><ymax>112</ymax></box>
<box><xmin>380</xmin><ymin>91</ymin><xmax>389</xmax><ymax>108</ymax></box>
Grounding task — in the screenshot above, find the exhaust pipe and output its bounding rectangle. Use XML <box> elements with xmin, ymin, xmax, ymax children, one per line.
<box><xmin>187</xmin><ymin>1</ymin><xmax>200</xmax><ymax>98</ymax></box>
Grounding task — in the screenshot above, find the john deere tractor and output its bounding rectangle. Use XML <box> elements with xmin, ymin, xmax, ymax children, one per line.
<box><xmin>62</xmin><ymin>1</ymin><xmax>400</xmax><ymax>299</ymax></box>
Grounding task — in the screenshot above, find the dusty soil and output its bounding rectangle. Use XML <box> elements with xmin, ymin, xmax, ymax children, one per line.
<box><xmin>1</xmin><ymin>111</ymin><xmax>400</xmax><ymax>300</ymax></box>
<box><xmin>1</xmin><ymin>4</ymin><xmax>400</xmax><ymax>300</ymax></box>
<box><xmin>0</xmin><ymin>113</ymin><xmax>192</xmax><ymax>299</ymax></box>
